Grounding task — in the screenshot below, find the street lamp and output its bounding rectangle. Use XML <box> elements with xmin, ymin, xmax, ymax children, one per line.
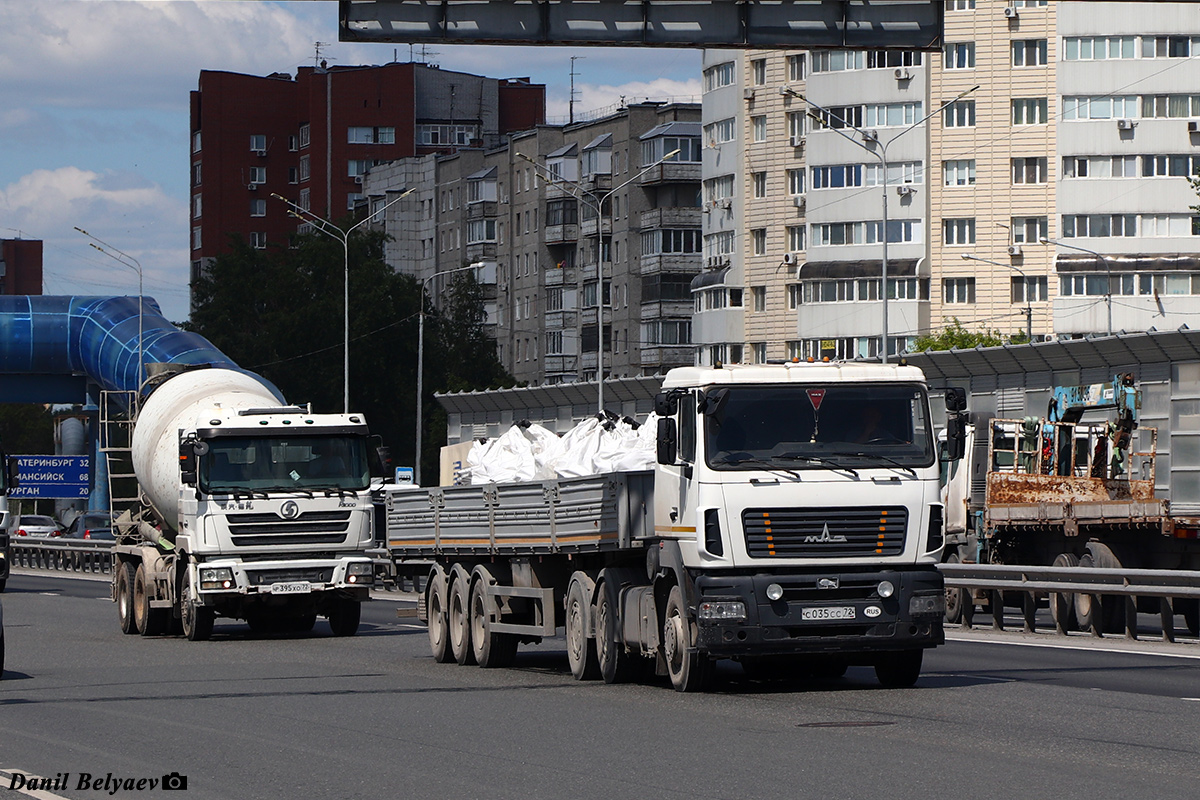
<box><xmin>783</xmin><ymin>86</ymin><xmax>978</xmax><ymax>362</ymax></box>
<box><xmin>517</xmin><ymin>147</ymin><xmax>680</xmax><ymax>413</ymax></box>
<box><xmin>415</xmin><ymin>263</ymin><xmax>481</xmax><ymax>487</ymax></box>
<box><xmin>961</xmin><ymin>253</ymin><xmax>1033</xmax><ymax>342</ymax></box>
<box><xmin>1041</xmin><ymin>236</ymin><xmax>1112</xmax><ymax>336</ymax></box>
<box><xmin>74</xmin><ymin>227</ymin><xmax>145</xmax><ymax>390</ymax></box>
<box><xmin>272</xmin><ymin>188</ymin><xmax>413</xmax><ymax>412</ymax></box>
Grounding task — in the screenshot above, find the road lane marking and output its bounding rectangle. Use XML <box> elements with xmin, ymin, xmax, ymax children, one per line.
<box><xmin>947</xmin><ymin>633</ymin><xmax>1200</xmax><ymax>661</ymax></box>
<box><xmin>0</xmin><ymin>768</ymin><xmax>75</xmax><ymax>800</ymax></box>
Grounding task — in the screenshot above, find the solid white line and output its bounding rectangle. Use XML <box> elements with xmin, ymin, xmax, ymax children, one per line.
<box><xmin>946</xmin><ymin>632</ymin><xmax>1200</xmax><ymax>661</ymax></box>
<box><xmin>0</xmin><ymin>768</ymin><xmax>76</xmax><ymax>800</ymax></box>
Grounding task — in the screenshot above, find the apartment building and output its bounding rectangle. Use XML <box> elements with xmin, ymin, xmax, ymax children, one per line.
<box><xmin>0</xmin><ymin>238</ymin><xmax>42</xmax><ymax>295</ymax></box>
<box><xmin>187</xmin><ymin>62</ymin><xmax>544</xmax><ymax>306</ymax></box>
<box><xmin>365</xmin><ymin>102</ymin><xmax>703</xmax><ymax>387</ymax></box>
<box><xmin>699</xmin><ymin>1</ymin><xmax>1200</xmax><ymax>357</ymax></box>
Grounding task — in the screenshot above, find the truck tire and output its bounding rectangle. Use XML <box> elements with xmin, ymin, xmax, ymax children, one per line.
<box><xmin>448</xmin><ymin>568</ymin><xmax>476</xmax><ymax>665</ymax></box>
<box><xmin>596</xmin><ymin>583</ymin><xmax>634</xmax><ymax>684</ymax></box>
<box><xmin>117</xmin><ymin>561</ymin><xmax>138</xmax><ymax>635</ymax></box>
<box><xmin>662</xmin><ymin>584</ymin><xmax>709</xmax><ymax>692</ymax></box>
<box><xmin>1075</xmin><ymin>545</ymin><xmax>1124</xmax><ymax>634</ymax></box>
<box><xmin>1050</xmin><ymin>552</ymin><xmax>1079</xmax><ymax>631</ymax></box>
<box><xmin>943</xmin><ymin>553</ymin><xmax>964</xmax><ymax>625</ymax></box>
<box><xmin>875</xmin><ymin>649</ymin><xmax>923</xmax><ymax>688</ymax></box>
<box><xmin>566</xmin><ymin>579</ymin><xmax>600</xmax><ymax>681</ymax></box>
<box><xmin>426</xmin><ymin>568</ymin><xmax>453</xmax><ymax>663</ymax></box>
<box><xmin>1182</xmin><ymin>599</ymin><xmax>1200</xmax><ymax>637</ymax></box>
<box><xmin>328</xmin><ymin>598</ymin><xmax>361</xmax><ymax>637</ymax></box>
<box><xmin>180</xmin><ymin>566</ymin><xmax>214</xmax><ymax>642</ymax></box>
<box><xmin>469</xmin><ymin>576</ymin><xmax>517</xmax><ymax>667</ymax></box>
<box><xmin>134</xmin><ymin>564</ymin><xmax>167</xmax><ymax>636</ymax></box>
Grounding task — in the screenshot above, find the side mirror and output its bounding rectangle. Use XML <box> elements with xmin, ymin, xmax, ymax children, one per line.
<box><xmin>654</xmin><ymin>391</ymin><xmax>679</xmax><ymax>417</ymax></box>
<box><xmin>945</xmin><ymin>387</ymin><xmax>967</xmax><ymax>414</ymax></box>
<box><xmin>944</xmin><ymin>415</ymin><xmax>966</xmax><ymax>462</ymax></box>
<box><xmin>5</xmin><ymin>456</ymin><xmax>18</xmax><ymax>489</ymax></box>
<box><xmin>656</xmin><ymin>417</ymin><xmax>678</xmax><ymax>465</ymax></box>
<box><xmin>179</xmin><ymin>440</ymin><xmax>206</xmax><ymax>486</ymax></box>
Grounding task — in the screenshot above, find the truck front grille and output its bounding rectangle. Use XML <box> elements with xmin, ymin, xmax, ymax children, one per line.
<box><xmin>742</xmin><ymin>507</ymin><xmax>907</xmax><ymax>558</ymax></box>
<box><xmin>227</xmin><ymin>510</ymin><xmax>352</xmax><ymax>547</ymax></box>
<box><xmin>244</xmin><ymin>567</ymin><xmax>336</xmax><ymax>586</ymax></box>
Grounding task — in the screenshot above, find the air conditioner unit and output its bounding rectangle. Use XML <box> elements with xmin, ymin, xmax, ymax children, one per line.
<box><xmin>252</xmin><ymin>148</ymin><xmax>267</xmax><ymax>157</ymax></box>
<box><xmin>783</xmin><ymin>252</ymin><xmax>797</xmax><ymax>266</ymax></box>
<box><xmin>894</xmin><ymin>68</ymin><xmax>912</xmax><ymax>81</ymax></box>
<box><xmin>1117</xmin><ymin>118</ymin><xmax>1135</xmax><ymax>130</ymax></box>
<box><xmin>793</xmin><ymin>194</ymin><xmax>806</xmax><ymax>210</ymax></box>
<box><xmin>862</xmin><ymin>129</ymin><xmax>879</xmax><ymax>143</ymax></box>
<box><xmin>790</xmin><ymin>135</ymin><xmax>805</xmax><ymax>149</ymax></box>
<box><xmin>1008</xmin><ymin>244</ymin><xmax>1023</xmax><ymax>257</ymax></box>
<box><xmin>1004</xmin><ymin>6</ymin><xmax>1018</xmax><ymax>18</ymax></box>
<box><xmin>744</xmin><ymin>88</ymin><xmax>756</xmax><ymax>100</ymax></box>
<box><xmin>896</xmin><ymin>185</ymin><xmax>915</xmax><ymax>197</ymax></box>
<box><xmin>778</xmin><ymin>85</ymin><xmax>793</xmax><ymax>96</ymax></box>
<box><xmin>354</xmin><ymin>175</ymin><xmax>364</xmax><ymax>184</ymax></box>
<box><xmin>248</xmin><ymin>183</ymin><xmax>258</xmax><ymax>191</ymax></box>
<box><xmin>717</xmin><ymin>198</ymin><xmax>732</xmax><ymax>210</ymax></box>
<box><xmin>1189</xmin><ymin>120</ymin><xmax>1200</xmax><ymax>133</ymax></box>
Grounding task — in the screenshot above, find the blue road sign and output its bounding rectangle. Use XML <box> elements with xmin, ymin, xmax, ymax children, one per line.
<box><xmin>11</xmin><ymin>455</ymin><xmax>90</xmax><ymax>499</ymax></box>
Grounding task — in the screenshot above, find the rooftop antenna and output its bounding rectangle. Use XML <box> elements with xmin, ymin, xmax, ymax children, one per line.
<box><xmin>314</xmin><ymin>41</ymin><xmax>334</xmax><ymax>69</ymax></box>
<box><xmin>569</xmin><ymin>55</ymin><xmax>585</xmax><ymax>124</ymax></box>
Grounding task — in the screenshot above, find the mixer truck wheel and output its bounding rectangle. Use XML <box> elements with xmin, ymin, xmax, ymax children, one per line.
<box><xmin>566</xmin><ymin>579</ymin><xmax>600</xmax><ymax>681</ymax></box>
<box><xmin>470</xmin><ymin>577</ymin><xmax>517</xmax><ymax>668</ymax></box>
<box><xmin>448</xmin><ymin>569</ymin><xmax>476</xmax><ymax>665</ymax></box>
<box><xmin>180</xmin><ymin>566</ymin><xmax>214</xmax><ymax>641</ymax></box>
<box><xmin>426</xmin><ymin>569</ymin><xmax>454</xmax><ymax>663</ymax></box>
<box><xmin>117</xmin><ymin>561</ymin><xmax>138</xmax><ymax>635</ymax></box>
<box><xmin>1050</xmin><ymin>552</ymin><xmax>1079</xmax><ymax>632</ymax></box>
<box><xmin>663</xmin><ymin>585</ymin><xmax>709</xmax><ymax>692</ymax></box>
<box><xmin>328</xmin><ymin>598</ymin><xmax>361</xmax><ymax>637</ymax></box>
<box><xmin>134</xmin><ymin>564</ymin><xmax>168</xmax><ymax>636</ymax></box>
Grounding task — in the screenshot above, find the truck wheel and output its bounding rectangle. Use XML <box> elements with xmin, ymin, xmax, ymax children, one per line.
<box><xmin>1076</xmin><ymin>546</ymin><xmax>1124</xmax><ymax>634</ymax></box>
<box><xmin>180</xmin><ymin>566</ymin><xmax>214</xmax><ymax>641</ymax></box>
<box><xmin>566</xmin><ymin>580</ymin><xmax>600</xmax><ymax>680</ymax></box>
<box><xmin>0</xmin><ymin>579</ymin><xmax>6</xmax><ymax>593</ymax></box>
<box><xmin>1182</xmin><ymin>599</ymin><xmax>1199</xmax><ymax>637</ymax></box>
<box><xmin>328</xmin><ymin>598</ymin><xmax>361</xmax><ymax>637</ymax></box>
<box><xmin>134</xmin><ymin>564</ymin><xmax>167</xmax><ymax>636</ymax></box>
<box><xmin>596</xmin><ymin>583</ymin><xmax>634</xmax><ymax>684</ymax></box>
<box><xmin>426</xmin><ymin>569</ymin><xmax>453</xmax><ymax>663</ymax></box>
<box><xmin>1050</xmin><ymin>552</ymin><xmax>1079</xmax><ymax>631</ymax></box>
<box><xmin>943</xmin><ymin>553</ymin><xmax>964</xmax><ymax>625</ymax></box>
<box><xmin>470</xmin><ymin>578</ymin><xmax>517</xmax><ymax>668</ymax></box>
<box><xmin>117</xmin><ymin>561</ymin><xmax>138</xmax><ymax>635</ymax></box>
<box><xmin>662</xmin><ymin>584</ymin><xmax>709</xmax><ymax>692</ymax></box>
<box><xmin>448</xmin><ymin>569</ymin><xmax>476</xmax><ymax>665</ymax></box>
<box><xmin>875</xmin><ymin>649</ymin><xmax>923</xmax><ymax>688</ymax></box>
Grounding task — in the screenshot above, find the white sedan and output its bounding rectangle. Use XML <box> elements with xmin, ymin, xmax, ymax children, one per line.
<box><xmin>14</xmin><ymin>515</ymin><xmax>62</xmax><ymax>538</ymax></box>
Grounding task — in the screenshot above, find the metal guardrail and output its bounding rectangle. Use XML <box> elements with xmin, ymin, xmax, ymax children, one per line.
<box><xmin>9</xmin><ymin>538</ymin><xmax>113</xmax><ymax>576</ymax></box>
<box><xmin>939</xmin><ymin>562</ymin><xmax>1200</xmax><ymax>643</ymax></box>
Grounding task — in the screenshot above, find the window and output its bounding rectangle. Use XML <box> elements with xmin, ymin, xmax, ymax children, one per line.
<box><xmin>641</xmin><ymin>229</ymin><xmax>702</xmax><ymax>255</ymax></box>
<box><xmin>944</xmin><ymin>100</ymin><xmax>975</xmax><ymax>128</ymax></box>
<box><xmin>705</xmin><ymin>231</ymin><xmax>735</xmax><ymax>258</ymax></box>
<box><xmin>704</xmin><ymin>118</ymin><xmax>736</xmax><ymax>145</ymax></box>
<box><xmin>811</xmin><ymin>50</ymin><xmax>865</xmax><ymax>73</ymax></box>
<box><xmin>1012</xmin><ymin>157</ymin><xmax>1048</xmax><ymax>184</ymax></box>
<box><xmin>1063</xmin><ymin>36</ymin><xmax>1136</xmax><ymax>60</ymax></box>
<box><xmin>1012</xmin><ymin>39</ymin><xmax>1048</xmax><ymax>67</ymax></box>
<box><xmin>642</xmin><ymin>135</ymin><xmax>702</xmax><ymax>165</ymax></box>
<box><xmin>248</xmin><ymin>166</ymin><xmax>266</xmax><ymax>185</ymax></box>
<box><xmin>812</xmin><ymin>164</ymin><xmax>863</xmax><ymax>189</ymax></box>
<box><xmin>1012</xmin><ymin>216</ymin><xmax>1048</xmax><ymax>244</ymax></box>
<box><xmin>865</xmin><ymin>161</ymin><xmax>922</xmax><ymax>186</ymax></box>
<box><xmin>299</xmin><ymin>123</ymin><xmax>310</xmax><ymax>149</ymax></box>
<box><xmin>1012</xmin><ymin>276</ymin><xmax>1048</xmax><ymax>303</ymax></box>
<box><xmin>945</xmin><ymin>0</ymin><xmax>975</xmax><ymax>9</ymax></box>
<box><xmin>788</xmin><ymin>169</ymin><xmax>806</xmax><ymax>196</ymax></box>
<box><xmin>640</xmin><ymin>320</ymin><xmax>691</xmax><ymax>346</ymax></box>
<box><xmin>250</xmin><ymin>232</ymin><xmax>267</xmax><ymax>249</ymax></box>
<box><xmin>704</xmin><ymin>62</ymin><xmax>736</xmax><ymax>91</ymax></box>
<box><xmin>750</xmin><ymin>286</ymin><xmax>766</xmax><ymax>312</ymax></box>
<box><xmin>751</xmin><ymin>58</ymin><xmax>766</xmax><ymax>85</ymax></box>
<box><xmin>943</xmin><ymin>278</ymin><xmax>975</xmax><ymax>304</ymax></box>
<box><xmin>642</xmin><ymin>273</ymin><xmax>695</xmax><ymax>303</ymax></box>
<box><xmin>944</xmin><ymin>42</ymin><xmax>975</xmax><ymax>69</ymax></box>
<box><xmin>752</xmin><ymin>171</ymin><xmax>767</xmax><ymax>198</ymax></box>
<box><xmin>1142</xmin><ymin>155</ymin><xmax>1198</xmax><ymax>177</ymax></box>
<box><xmin>787</xmin><ymin>54</ymin><xmax>806</xmax><ymax>82</ymax></box>
<box><xmin>191</xmin><ymin>162</ymin><xmax>201</xmax><ymax>186</ymax></box>
<box><xmin>752</xmin><ymin>343</ymin><xmax>767</xmax><ymax>364</ymax></box>
<box><xmin>865</xmin><ymin>102</ymin><xmax>923</xmax><ymax>128</ymax></box>
<box><xmin>191</xmin><ymin>226</ymin><xmax>201</xmax><ymax>250</ymax></box>
<box><xmin>943</xmin><ymin>218</ymin><xmax>976</xmax><ymax>246</ymax></box>
<box><xmin>298</xmin><ymin>188</ymin><xmax>310</xmax><ymax>212</ymax></box>
<box><xmin>288</xmin><ymin>167</ymin><xmax>298</xmax><ymax>184</ymax></box>
<box><xmin>1012</xmin><ymin>98</ymin><xmax>1048</xmax><ymax>125</ymax></box>
<box><xmin>813</xmin><ymin>105</ymin><xmax>863</xmax><ymax>130</ymax></box>
<box><xmin>1142</xmin><ymin>35</ymin><xmax>1198</xmax><ymax>59</ymax></box>
<box><xmin>250</xmin><ymin>198</ymin><xmax>266</xmax><ymax>217</ymax></box>
<box><xmin>346</xmin><ymin>193</ymin><xmax>364</xmax><ymax>211</ymax></box>
<box><xmin>288</xmin><ymin>135</ymin><xmax>297</xmax><ymax>151</ymax></box>
<box><xmin>1062</xmin><ymin>214</ymin><xmax>1137</xmax><ymax>238</ymax></box>
<box><xmin>250</xmin><ymin>134</ymin><xmax>267</xmax><ymax>152</ymax></box>
<box><xmin>944</xmin><ymin>159</ymin><xmax>976</xmax><ymax>186</ymax></box>
<box><xmin>752</xmin><ymin>115</ymin><xmax>767</xmax><ymax>143</ymax></box>
<box><xmin>786</xmin><ymin>112</ymin><xmax>806</xmax><ymax>144</ymax></box>
<box><xmin>813</xmin><ymin>220</ymin><xmax>922</xmax><ymax>246</ymax></box>
<box><xmin>416</xmin><ymin>124</ymin><xmax>479</xmax><ymax>146</ymax></box>
<box><xmin>545</xmin><ymin>331</ymin><xmax>564</xmax><ymax>355</ymax></box>
<box><xmin>787</xmin><ymin>225</ymin><xmax>806</xmax><ymax>252</ymax></box>
<box><xmin>866</xmin><ymin>50</ymin><xmax>922</xmax><ymax>69</ymax></box>
<box><xmin>192</xmin><ymin>194</ymin><xmax>202</xmax><ymax>219</ymax></box>
<box><xmin>1141</xmin><ymin>95</ymin><xmax>1200</xmax><ymax>119</ymax></box>
<box><xmin>467</xmin><ymin>219</ymin><xmax>497</xmax><ymax>243</ymax></box>
<box><xmin>787</xmin><ymin>284</ymin><xmax>802</xmax><ymax>310</ymax></box>
<box><xmin>704</xmin><ymin>175</ymin><xmax>735</xmax><ymax>203</ymax></box>
<box><xmin>299</xmin><ymin>155</ymin><xmax>310</xmax><ymax>182</ymax></box>
<box><xmin>348</xmin><ymin>126</ymin><xmax>395</xmax><ymax>144</ymax></box>
<box><xmin>1063</xmin><ymin>96</ymin><xmax>1140</xmax><ymax>120</ymax></box>
<box><xmin>191</xmin><ymin>131</ymin><xmax>202</xmax><ymax>153</ymax></box>
<box><xmin>752</xmin><ymin>229</ymin><xmax>766</xmax><ymax>256</ymax></box>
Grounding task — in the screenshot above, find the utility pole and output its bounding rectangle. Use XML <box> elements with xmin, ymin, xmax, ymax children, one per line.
<box><xmin>569</xmin><ymin>56</ymin><xmax>584</xmax><ymax>124</ymax></box>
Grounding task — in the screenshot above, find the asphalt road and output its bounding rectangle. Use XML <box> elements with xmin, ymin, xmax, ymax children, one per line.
<box><xmin>1</xmin><ymin>571</ymin><xmax>1198</xmax><ymax>800</ymax></box>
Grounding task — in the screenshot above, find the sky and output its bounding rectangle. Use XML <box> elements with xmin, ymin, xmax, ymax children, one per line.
<box><xmin>0</xmin><ymin>0</ymin><xmax>701</xmax><ymax>322</ymax></box>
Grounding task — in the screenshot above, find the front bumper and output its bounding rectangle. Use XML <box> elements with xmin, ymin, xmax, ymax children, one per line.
<box><xmin>194</xmin><ymin>556</ymin><xmax>374</xmax><ymax>603</ymax></box>
<box><xmin>693</xmin><ymin>567</ymin><xmax>944</xmax><ymax>658</ymax></box>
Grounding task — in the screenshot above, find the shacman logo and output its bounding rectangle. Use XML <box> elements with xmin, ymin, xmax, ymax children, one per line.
<box><xmin>279</xmin><ymin>500</ymin><xmax>300</xmax><ymax>520</ymax></box>
<box><xmin>6</xmin><ymin>772</ymin><xmax>187</xmax><ymax>794</ymax></box>
<box><xmin>803</xmin><ymin>523</ymin><xmax>848</xmax><ymax>544</ymax></box>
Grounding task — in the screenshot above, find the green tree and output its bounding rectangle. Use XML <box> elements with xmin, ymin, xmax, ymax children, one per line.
<box><xmin>913</xmin><ymin>318</ymin><xmax>1010</xmax><ymax>351</ymax></box>
<box><xmin>0</xmin><ymin>404</ymin><xmax>54</xmax><ymax>455</ymax></box>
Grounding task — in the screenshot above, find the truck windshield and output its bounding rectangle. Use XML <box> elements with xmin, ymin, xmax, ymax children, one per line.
<box><xmin>704</xmin><ymin>383</ymin><xmax>934</xmax><ymax>471</ymax></box>
<box><xmin>199</xmin><ymin>435</ymin><xmax>370</xmax><ymax>493</ymax></box>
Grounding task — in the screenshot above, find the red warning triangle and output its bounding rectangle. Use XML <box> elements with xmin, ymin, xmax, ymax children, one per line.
<box><xmin>807</xmin><ymin>388</ymin><xmax>826</xmax><ymax>410</ymax></box>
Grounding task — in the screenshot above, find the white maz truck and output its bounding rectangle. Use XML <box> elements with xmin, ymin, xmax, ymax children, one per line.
<box><xmin>387</xmin><ymin>362</ymin><xmax>962</xmax><ymax>691</ymax></box>
<box><xmin>111</xmin><ymin>366</ymin><xmax>376</xmax><ymax>640</ymax></box>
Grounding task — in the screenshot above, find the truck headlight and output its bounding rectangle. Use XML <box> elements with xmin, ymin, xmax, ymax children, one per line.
<box><xmin>199</xmin><ymin>567</ymin><xmax>235</xmax><ymax>590</ymax></box>
<box><xmin>698</xmin><ymin>600</ymin><xmax>746</xmax><ymax>622</ymax></box>
<box><xmin>877</xmin><ymin>580</ymin><xmax>895</xmax><ymax>599</ymax></box>
<box><xmin>910</xmin><ymin>594</ymin><xmax>944</xmax><ymax>616</ymax></box>
<box><xmin>346</xmin><ymin>561</ymin><xmax>374</xmax><ymax>584</ymax></box>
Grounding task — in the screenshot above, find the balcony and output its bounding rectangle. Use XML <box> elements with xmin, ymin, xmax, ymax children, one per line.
<box><xmin>544</xmin><ymin>223</ymin><xmax>579</xmax><ymax>244</ymax></box>
<box><xmin>579</xmin><ymin>217</ymin><xmax>611</xmax><ymax>239</ymax></box>
<box><xmin>638</xmin><ymin>162</ymin><xmax>702</xmax><ymax>186</ymax></box>
<box><xmin>640</xmin><ymin>207</ymin><xmax>702</xmax><ymax>230</ymax></box>
<box><xmin>640</xmin><ymin>344</ymin><xmax>693</xmax><ymax>371</ymax></box>
<box><xmin>466</xmin><ymin>201</ymin><xmax>497</xmax><ymax>220</ymax></box>
<box><xmin>543</xmin><ymin>355</ymin><xmax>577</xmax><ymax>376</ymax></box>
<box><xmin>465</xmin><ymin>241</ymin><xmax>497</xmax><ymax>261</ymax></box>
<box><xmin>581</xmin><ymin>172</ymin><xmax>612</xmax><ymax>193</ymax></box>
<box><xmin>638</xmin><ymin>253</ymin><xmax>702</xmax><ymax>276</ymax></box>
<box><xmin>639</xmin><ymin>299</ymin><xmax>694</xmax><ymax>320</ymax></box>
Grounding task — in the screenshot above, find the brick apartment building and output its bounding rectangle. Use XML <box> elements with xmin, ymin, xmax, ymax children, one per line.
<box><xmin>0</xmin><ymin>238</ymin><xmax>43</xmax><ymax>295</ymax></box>
<box><xmin>188</xmin><ymin>62</ymin><xmax>544</xmax><ymax>304</ymax></box>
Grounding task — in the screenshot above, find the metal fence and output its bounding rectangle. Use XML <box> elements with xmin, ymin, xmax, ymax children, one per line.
<box><xmin>9</xmin><ymin>538</ymin><xmax>113</xmax><ymax>575</ymax></box>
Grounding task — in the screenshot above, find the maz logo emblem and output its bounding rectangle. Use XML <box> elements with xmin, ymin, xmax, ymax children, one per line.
<box><xmin>817</xmin><ymin>577</ymin><xmax>840</xmax><ymax>590</ymax></box>
<box><xmin>280</xmin><ymin>501</ymin><xmax>301</xmax><ymax>520</ymax></box>
<box><xmin>803</xmin><ymin>523</ymin><xmax>848</xmax><ymax>544</ymax></box>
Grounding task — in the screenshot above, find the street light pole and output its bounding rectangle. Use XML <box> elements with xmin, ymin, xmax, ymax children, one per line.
<box><xmin>415</xmin><ymin>263</ymin><xmax>481</xmax><ymax>487</ymax></box>
<box><xmin>517</xmin><ymin>148</ymin><xmax>679</xmax><ymax>413</ymax></box>
<box><xmin>961</xmin><ymin>253</ymin><xmax>1033</xmax><ymax>342</ymax></box>
<box><xmin>1041</xmin><ymin>236</ymin><xmax>1112</xmax><ymax>336</ymax></box>
<box><xmin>75</xmin><ymin>227</ymin><xmax>144</xmax><ymax>390</ymax></box>
<box><xmin>785</xmin><ymin>86</ymin><xmax>977</xmax><ymax>362</ymax></box>
<box><xmin>272</xmin><ymin>189</ymin><xmax>413</xmax><ymax>412</ymax></box>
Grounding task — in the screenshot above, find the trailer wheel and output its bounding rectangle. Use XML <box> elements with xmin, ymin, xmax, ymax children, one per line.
<box><xmin>470</xmin><ymin>577</ymin><xmax>517</xmax><ymax>668</ymax></box>
<box><xmin>448</xmin><ymin>568</ymin><xmax>476</xmax><ymax>666</ymax></box>
<box><xmin>663</xmin><ymin>584</ymin><xmax>708</xmax><ymax>692</ymax></box>
<box><xmin>943</xmin><ymin>553</ymin><xmax>964</xmax><ymax>625</ymax></box>
<box><xmin>1050</xmin><ymin>552</ymin><xmax>1079</xmax><ymax>632</ymax></box>
<box><xmin>596</xmin><ymin>583</ymin><xmax>634</xmax><ymax>684</ymax></box>
<box><xmin>134</xmin><ymin>564</ymin><xmax>167</xmax><ymax>636</ymax></box>
<box><xmin>875</xmin><ymin>649</ymin><xmax>923</xmax><ymax>688</ymax></box>
<box><xmin>180</xmin><ymin>565</ymin><xmax>214</xmax><ymax>642</ymax></box>
<box><xmin>117</xmin><ymin>561</ymin><xmax>138</xmax><ymax>635</ymax></box>
<box><xmin>566</xmin><ymin>579</ymin><xmax>600</xmax><ymax>681</ymax></box>
<box><xmin>426</xmin><ymin>568</ymin><xmax>453</xmax><ymax>663</ymax></box>
<box><xmin>328</xmin><ymin>598</ymin><xmax>361</xmax><ymax>637</ymax></box>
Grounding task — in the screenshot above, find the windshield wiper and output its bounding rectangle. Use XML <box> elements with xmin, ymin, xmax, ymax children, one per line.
<box><xmin>717</xmin><ymin>456</ymin><xmax>802</xmax><ymax>479</ymax></box>
<box><xmin>774</xmin><ymin>454</ymin><xmax>860</xmax><ymax>479</ymax></box>
<box><xmin>831</xmin><ymin>451</ymin><xmax>917</xmax><ymax>478</ymax></box>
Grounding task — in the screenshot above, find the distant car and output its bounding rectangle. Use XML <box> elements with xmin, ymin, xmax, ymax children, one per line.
<box><xmin>63</xmin><ymin>512</ymin><xmax>114</xmax><ymax>541</ymax></box>
<box><xmin>15</xmin><ymin>515</ymin><xmax>62</xmax><ymax>538</ymax></box>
